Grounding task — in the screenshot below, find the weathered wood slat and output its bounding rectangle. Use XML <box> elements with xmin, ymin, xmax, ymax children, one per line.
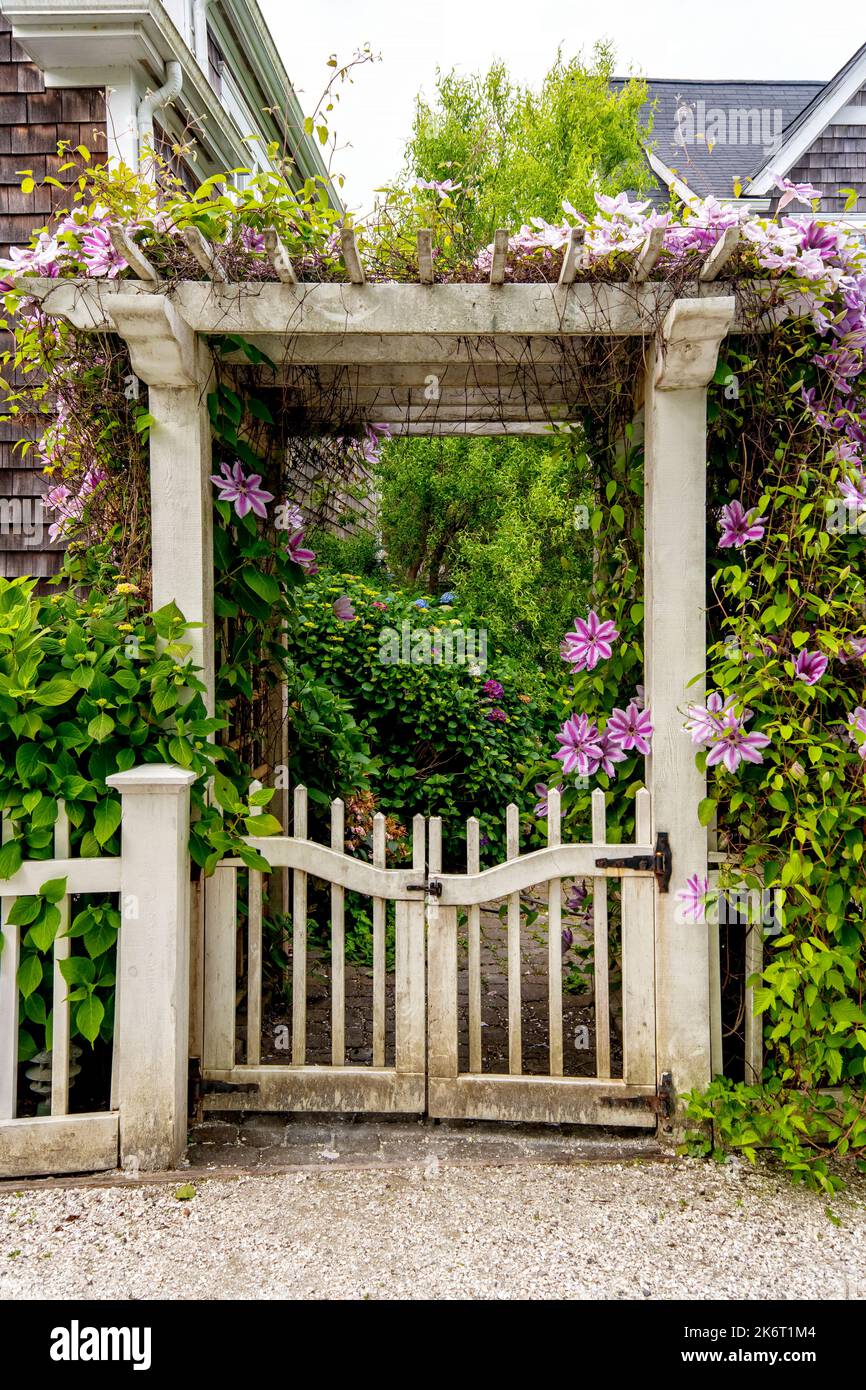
<box><xmin>547</xmin><ymin>789</ymin><xmax>563</xmax><ymax>1077</ymax></box>
<box><xmin>506</xmin><ymin>804</ymin><xmax>522</xmax><ymax>1075</ymax></box>
<box><xmin>396</xmin><ymin>816</ymin><xmax>426</xmax><ymax>1080</ymax></box>
<box><xmin>372</xmin><ymin>813</ymin><xmax>386</xmax><ymax>1068</ymax></box>
<box><xmin>50</xmin><ymin>803</ymin><xmax>71</xmax><ymax>1117</ymax></box>
<box><xmin>264</xmin><ymin>227</ymin><xmax>298</xmax><ymax>284</ymax></box>
<box><xmin>0</xmin><ymin>858</ymin><xmax>121</xmax><ymax>896</ymax></box>
<box><xmin>417</xmin><ymin>228</ymin><xmax>434</xmax><ymax>284</ymax></box>
<box><xmin>201</xmin><ymin>1066</ymin><xmax>425</xmax><ymax>1114</ymax></box>
<box><xmin>330</xmin><ymin>799</ymin><xmax>345</xmax><ymax>1067</ymax></box>
<box><xmin>340</xmin><ymin>226</ymin><xmax>366</xmax><ymax>285</ymax></box>
<box><xmin>426</xmin><ymin>817</ymin><xmax>458</xmax><ymax>1082</ymax></box>
<box><xmin>247</xmin><ymin>869</ymin><xmax>262</xmax><ymax>1066</ymax></box>
<box><xmin>225</xmin><ymin>838</ymin><xmax>656</xmax><ymax>900</ymax></box>
<box><xmin>631</xmin><ymin>225</ymin><xmax>666</xmax><ymax>282</ymax></box>
<box><xmin>182</xmin><ymin>225</ymin><xmax>228</xmax><ymax>282</ymax></box>
<box><xmin>622</xmin><ymin>897</ymin><xmax>655</xmax><ymax>1087</ymax></box>
<box><xmin>591</xmin><ymin>789</ymin><xmax>611</xmax><ymax>1080</ymax></box>
<box><xmin>202</xmin><ymin>865</ymin><xmax>237</xmax><ymax>1072</ymax></box>
<box><xmin>427</xmin><ymin>1074</ymin><xmax>656</xmax><ymax>1126</ymax></box>
<box><xmin>0</xmin><ymin>1113</ymin><xmax>118</xmax><ymax>1179</ymax></box>
<box><xmin>108</xmin><ymin>224</ymin><xmax>160</xmax><ymax>283</ymax></box>
<box><xmin>466</xmin><ymin>818</ymin><xmax>482</xmax><ymax>1073</ymax></box>
<box><xmin>699</xmin><ymin>225</ymin><xmax>740</xmax><ymax>282</ymax></box>
<box><xmin>744</xmin><ymin>921</ymin><xmax>764</xmax><ymax>1083</ymax></box>
<box><xmin>558</xmin><ymin>226</ymin><xmax>584</xmax><ymax>285</ymax></box>
<box><xmin>291</xmin><ymin>786</ymin><xmax>308</xmax><ymax>1066</ymax></box>
<box><xmin>0</xmin><ymin>817</ymin><xmax>17</xmax><ymax>1120</ymax></box>
<box><xmin>489</xmin><ymin>229</ymin><xmax>509</xmax><ymax>285</ymax></box>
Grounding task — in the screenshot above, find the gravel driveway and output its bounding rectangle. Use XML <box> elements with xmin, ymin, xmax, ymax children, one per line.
<box><xmin>2</xmin><ymin>1155</ymin><xmax>865</xmax><ymax>1300</ymax></box>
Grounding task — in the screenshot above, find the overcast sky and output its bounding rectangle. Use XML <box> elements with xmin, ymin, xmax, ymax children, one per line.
<box><xmin>259</xmin><ymin>0</ymin><xmax>865</xmax><ymax>213</ymax></box>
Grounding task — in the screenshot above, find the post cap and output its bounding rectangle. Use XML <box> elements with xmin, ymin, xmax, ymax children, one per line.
<box><xmin>106</xmin><ymin>763</ymin><xmax>197</xmax><ymax>795</ymax></box>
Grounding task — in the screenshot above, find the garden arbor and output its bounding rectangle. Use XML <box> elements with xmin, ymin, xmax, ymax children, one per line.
<box><xmin>23</xmin><ymin>244</ymin><xmax>745</xmax><ymax>1144</ymax></box>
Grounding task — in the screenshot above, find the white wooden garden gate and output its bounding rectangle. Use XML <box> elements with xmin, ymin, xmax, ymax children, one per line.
<box><xmin>201</xmin><ymin>786</ymin><xmax>662</xmax><ymax>1128</ymax></box>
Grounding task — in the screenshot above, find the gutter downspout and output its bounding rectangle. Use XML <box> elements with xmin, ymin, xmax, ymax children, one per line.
<box><xmin>137</xmin><ymin>60</ymin><xmax>183</xmax><ymax>177</ymax></box>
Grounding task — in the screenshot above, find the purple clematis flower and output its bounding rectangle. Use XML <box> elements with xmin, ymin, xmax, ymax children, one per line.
<box><xmin>606</xmin><ymin>702</ymin><xmax>654</xmax><ymax>756</ymax></box>
<box><xmin>286</xmin><ymin>528</ymin><xmax>318</xmax><ymax>574</ymax></box>
<box><xmin>597</xmin><ymin>728</ymin><xmax>628</xmax><ymax>776</ymax></box>
<box><xmin>566</xmin><ymin>880</ymin><xmax>588</xmax><ymax>913</ymax></box>
<box><xmin>561</xmin><ymin>610</ymin><xmax>619</xmax><ymax>672</ymax></box>
<box><xmin>772</xmin><ymin>174</ymin><xmax>823</xmax><ymax>210</ymax></box>
<box><xmin>561</xmin><ymin>926</ymin><xmax>574</xmax><ymax>954</ymax></box>
<box><xmin>333</xmin><ymin>596</ymin><xmax>355</xmax><ymax>621</ymax></box>
<box><xmin>676</xmin><ymin>874</ymin><xmax>711</xmax><ymax>923</ymax></box>
<box><xmin>684</xmin><ymin>692</ymin><xmax>743</xmax><ymax>747</ymax></box>
<box><xmin>718</xmin><ymin>500</ymin><xmax>767</xmax><ymax>548</ymax></box>
<box><xmin>554</xmin><ymin>714</ymin><xmax>604</xmax><ymax>777</ymax></box>
<box><xmin>793</xmin><ymin>648</ymin><xmax>828</xmax><ymax>685</ymax></box>
<box><xmin>705</xmin><ymin>724</ymin><xmax>771</xmax><ymax>773</ymax></box>
<box><xmin>211</xmin><ymin>461</ymin><xmax>274</xmax><ymax>519</ymax></box>
<box><xmin>847</xmin><ymin>707</ymin><xmax>866</xmax><ymax>759</ymax></box>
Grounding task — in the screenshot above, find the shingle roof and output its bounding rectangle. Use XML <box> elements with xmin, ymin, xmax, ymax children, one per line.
<box><xmin>611</xmin><ymin>77</ymin><xmax>825</xmax><ymax>200</ymax></box>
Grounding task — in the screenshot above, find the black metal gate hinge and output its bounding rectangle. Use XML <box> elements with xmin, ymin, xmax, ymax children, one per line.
<box><xmin>595</xmin><ymin>831</ymin><xmax>672</xmax><ymax>893</ymax></box>
<box><xmin>407</xmin><ymin>879</ymin><xmax>442</xmax><ymax>897</ymax></box>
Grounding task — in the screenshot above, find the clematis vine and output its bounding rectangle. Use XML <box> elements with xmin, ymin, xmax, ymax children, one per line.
<box><xmin>332</xmin><ymin>596</ymin><xmax>356</xmax><ymax>621</ymax></box>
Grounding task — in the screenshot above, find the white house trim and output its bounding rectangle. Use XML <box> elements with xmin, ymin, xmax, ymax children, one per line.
<box><xmin>749</xmin><ymin>42</ymin><xmax>866</xmax><ymax>195</ymax></box>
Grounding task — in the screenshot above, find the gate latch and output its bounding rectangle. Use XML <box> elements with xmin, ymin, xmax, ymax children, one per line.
<box><xmin>407</xmin><ymin>879</ymin><xmax>443</xmax><ymax>898</ymax></box>
<box><xmin>595</xmin><ymin>831</ymin><xmax>672</xmax><ymax>894</ymax></box>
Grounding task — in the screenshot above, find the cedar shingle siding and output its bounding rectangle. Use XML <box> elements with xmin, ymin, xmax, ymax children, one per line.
<box><xmin>0</xmin><ymin>7</ymin><xmax>107</xmax><ymax>579</ymax></box>
<box><xmin>786</xmin><ymin>84</ymin><xmax>866</xmax><ymax>212</ymax></box>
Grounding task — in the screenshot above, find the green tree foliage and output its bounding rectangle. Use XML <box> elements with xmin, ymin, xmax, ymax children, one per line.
<box><xmin>403</xmin><ymin>44</ymin><xmax>653</xmax><ymax>255</ymax></box>
<box><xmin>375</xmin><ymin>432</ymin><xmax>593</xmax><ymax>667</ymax></box>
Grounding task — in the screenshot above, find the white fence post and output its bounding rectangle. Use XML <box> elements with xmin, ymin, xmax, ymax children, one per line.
<box><xmin>643</xmin><ymin>297</ymin><xmax>735</xmax><ymax>1108</ymax></box>
<box><xmin>106</xmin><ymin>763</ymin><xmax>196</xmax><ymax>1171</ymax></box>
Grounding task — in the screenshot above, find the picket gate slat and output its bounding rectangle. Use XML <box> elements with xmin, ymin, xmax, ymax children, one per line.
<box><xmin>591</xmin><ymin>789</ymin><xmax>611</xmax><ymax>1080</ymax></box>
<box><xmin>466</xmin><ymin>818</ymin><xmax>482</xmax><ymax>1073</ymax></box>
<box><xmin>247</xmin><ymin>869</ymin><xmax>263</xmax><ymax>1065</ymax></box>
<box><xmin>622</xmin><ymin>789</ymin><xmax>655</xmax><ymax>1085</ymax></box>
<box><xmin>0</xmin><ymin>816</ymin><xmax>17</xmax><ymax>1120</ymax></box>
<box><xmin>395</xmin><ymin>816</ymin><xmax>426</xmax><ymax>1084</ymax></box>
<box><xmin>505</xmin><ymin>803</ymin><xmax>522</xmax><ymax>1076</ymax></box>
<box><xmin>372</xmin><ymin>813</ymin><xmax>387</xmax><ymax>1068</ymax></box>
<box><xmin>547</xmin><ymin>788</ymin><xmax>563</xmax><ymax>1077</ymax></box>
<box><xmin>291</xmin><ymin>786</ymin><xmax>308</xmax><ymax>1066</ymax></box>
<box><xmin>330</xmin><ymin>799</ymin><xmax>346</xmax><ymax>1067</ymax></box>
<box><xmin>50</xmin><ymin>802</ymin><xmax>71</xmax><ymax>1117</ymax></box>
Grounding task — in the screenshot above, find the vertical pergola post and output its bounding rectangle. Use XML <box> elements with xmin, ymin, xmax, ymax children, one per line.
<box><xmin>643</xmin><ymin>297</ymin><xmax>735</xmax><ymax>1105</ymax></box>
<box><xmin>108</xmin><ymin>297</ymin><xmax>216</xmax><ymax>714</ymax></box>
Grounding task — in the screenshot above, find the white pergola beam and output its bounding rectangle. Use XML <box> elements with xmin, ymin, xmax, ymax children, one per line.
<box><xmin>631</xmin><ymin>225</ymin><xmax>666</xmax><ymax>283</ymax></box>
<box><xmin>108</xmin><ymin>224</ymin><xmax>160</xmax><ymax>283</ymax></box>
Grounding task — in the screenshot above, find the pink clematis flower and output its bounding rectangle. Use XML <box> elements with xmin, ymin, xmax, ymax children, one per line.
<box><xmin>554</xmin><ymin>714</ymin><xmax>604</xmax><ymax>777</ymax></box>
<box><xmin>597</xmin><ymin>728</ymin><xmax>628</xmax><ymax>776</ymax></box>
<box><xmin>684</xmin><ymin>692</ymin><xmax>744</xmax><ymax>747</ymax></box>
<box><xmin>333</xmin><ymin>596</ymin><xmax>356</xmax><ymax>621</ymax></box>
<box><xmin>705</xmin><ymin>724</ymin><xmax>771</xmax><ymax>773</ymax></box>
<box><xmin>211</xmin><ymin>461</ymin><xmax>274</xmax><ymax>519</ymax></box>
<box><xmin>286</xmin><ymin>529</ymin><xmax>318</xmax><ymax>574</ymax></box>
<box><xmin>81</xmin><ymin>224</ymin><xmax>127</xmax><ymax>278</ymax></box>
<box><xmin>847</xmin><ymin>707</ymin><xmax>866</xmax><ymax>759</ymax></box>
<box><xmin>772</xmin><ymin>174</ymin><xmax>823</xmax><ymax>211</ymax></box>
<box><xmin>605</xmin><ymin>702</ymin><xmax>654</xmax><ymax>756</ymax></box>
<box><xmin>561</xmin><ymin>610</ymin><xmax>619</xmax><ymax>672</ymax></box>
<box><xmin>677</xmin><ymin>874</ymin><xmax>711</xmax><ymax>923</ymax></box>
<box><xmin>718</xmin><ymin>500</ymin><xmax>767</xmax><ymax>548</ymax></box>
<box><xmin>793</xmin><ymin>649</ymin><xmax>828</xmax><ymax>685</ymax></box>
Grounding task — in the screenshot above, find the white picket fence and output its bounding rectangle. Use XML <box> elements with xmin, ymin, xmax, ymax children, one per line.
<box><xmin>201</xmin><ymin>784</ymin><xmax>661</xmax><ymax>1129</ymax></box>
<box><xmin>0</xmin><ymin>764</ymin><xmax>194</xmax><ymax>1179</ymax></box>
